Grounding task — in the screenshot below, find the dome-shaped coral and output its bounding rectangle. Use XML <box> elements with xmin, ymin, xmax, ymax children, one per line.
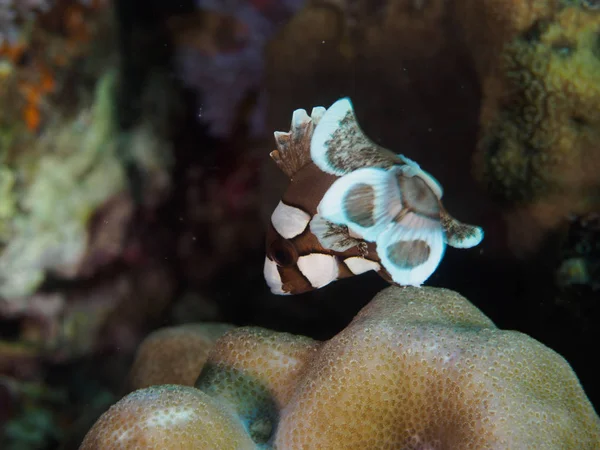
<box><xmin>128</xmin><ymin>323</ymin><xmax>234</xmax><ymax>391</ymax></box>
<box><xmin>80</xmin><ymin>286</ymin><xmax>600</xmax><ymax>449</ymax></box>
<box><xmin>275</xmin><ymin>287</ymin><xmax>600</xmax><ymax>448</ymax></box>
<box><xmin>79</xmin><ymin>384</ymin><xmax>256</xmax><ymax>449</ymax></box>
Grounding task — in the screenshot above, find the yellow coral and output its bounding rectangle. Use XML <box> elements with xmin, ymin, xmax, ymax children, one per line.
<box><xmin>474</xmin><ymin>5</ymin><xmax>600</xmax><ymax>208</ymax></box>
<box><xmin>452</xmin><ymin>0</ymin><xmax>559</xmax><ymax>76</ymax></box>
<box><xmin>80</xmin><ymin>287</ymin><xmax>600</xmax><ymax>449</ymax></box>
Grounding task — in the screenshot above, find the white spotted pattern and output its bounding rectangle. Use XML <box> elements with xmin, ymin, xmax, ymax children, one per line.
<box><xmin>297</xmin><ymin>254</ymin><xmax>339</xmax><ymax>289</ymax></box>
<box><xmin>264</xmin><ymin>257</ymin><xmax>289</xmax><ymax>295</ymax></box>
<box><xmin>344</xmin><ymin>257</ymin><xmax>380</xmax><ymax>275</ymax></box>
<box><xmin>271</xmin><ymin>201</ymin><xmax>311</xmax><ymax>239</ymax></box>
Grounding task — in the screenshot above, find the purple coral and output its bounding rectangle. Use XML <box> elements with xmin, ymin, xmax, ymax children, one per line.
<box><xmin>175</xmin><ymin>0</ymin><xmax>306</xmax><ymax>138</ymax></box>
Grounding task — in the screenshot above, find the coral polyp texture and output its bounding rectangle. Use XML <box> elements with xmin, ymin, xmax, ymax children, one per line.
<box><xmin>128</xmin><ymin>323</ymin><xmax>234</xmax><ymax>391</ymax></box>
<box><xmin>80</xmin><ymin>287</ymin><xmax>600</xmax><ymax>449</ymax></box>
<box><xmin>464</xmin><ymin>1</ymin><xmax>600</xmax><ymax>256</ymax></box>
<box><xmin>474</xmin><ymin>5</ymin><xmax>600</xmax><ymax>207</ymax></box>
<box><xmin>80</xmin><ymin>385</ymin><xmax>257</xmax><ymax>449</ymax></box>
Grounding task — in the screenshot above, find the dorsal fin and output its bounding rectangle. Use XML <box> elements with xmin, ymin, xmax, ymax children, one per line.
<box><xmin>270</xmin><ymin>107</ymin><xmax>326</xmax><ymax>179</ymax></box>
<box><xmin>310</xmin><ymin>98</ymin><xmax>401</xmax><ymax>175</ymax></box>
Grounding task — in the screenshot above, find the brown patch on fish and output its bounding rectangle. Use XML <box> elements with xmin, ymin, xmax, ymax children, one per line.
<box><xmin>397</xmin><ymin>174</ymin><xmax>440</xmax><ymax>219</ymax></box>
<box><xmin>344</xmin><ymin>183</ymin><xmax>376</xmax><ymax>227</ymax></box>
<box><xmin>282</xmin><ymin>163</ymin><xmax>338</xmax><ymax>215</ymax></box>
<box><xmin>386</xmin><ymin>240</ymin><xmax>431</xmax><ymax>268</ymax></box>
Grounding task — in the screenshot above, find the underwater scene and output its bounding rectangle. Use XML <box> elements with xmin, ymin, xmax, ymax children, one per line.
<box><xmin>1</xmin><ymin>0</ymin><xmax>600</xmax><ymax>448</ymax></box>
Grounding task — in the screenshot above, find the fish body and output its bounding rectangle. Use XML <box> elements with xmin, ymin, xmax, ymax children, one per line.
<box><xmin>265</xmin><ymin>98</ymin><xmax>483</xmax><ymax>295</ymax></box>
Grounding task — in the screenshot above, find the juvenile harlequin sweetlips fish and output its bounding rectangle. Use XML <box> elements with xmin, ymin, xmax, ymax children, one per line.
<box><xmin>264</xmin><ymin>98</ymin><xmax>483</xmax><ymax>295</ymax></box>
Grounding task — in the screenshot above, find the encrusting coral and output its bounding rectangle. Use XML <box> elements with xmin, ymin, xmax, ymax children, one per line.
<box><xmin>80</xmin><ymin>286</ymin><xmax>600</xmax><ymax>449</ymax></box>
<box><xmin>0</xmin><ymin>68</ymin><xmax>171</xmax><ymax>302</ymax></box>
<box><xmin>474</xmin><ymin>4</ymin><xmax>600</xmax><ymax>205</ymax></box>
<box><xmin>0</xmin><ymin>70</ymin><xmax>125</xmax><ymax>301</ymax></box>
<box><xmin>1</xmin><ymin>0</ymin><xmax>109</xmax><ymax>132</ymax></box>
<box><xmin>462</xmin><ymin>1</ymin><xmax>600</xmax><ymax>255</ymax></box>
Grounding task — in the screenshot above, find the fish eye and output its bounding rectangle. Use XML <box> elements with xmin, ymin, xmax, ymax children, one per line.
<box><xmin>268</xmin><ymin>239</ymin><xmax>298</xmax><ymax>267</ymax></box>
